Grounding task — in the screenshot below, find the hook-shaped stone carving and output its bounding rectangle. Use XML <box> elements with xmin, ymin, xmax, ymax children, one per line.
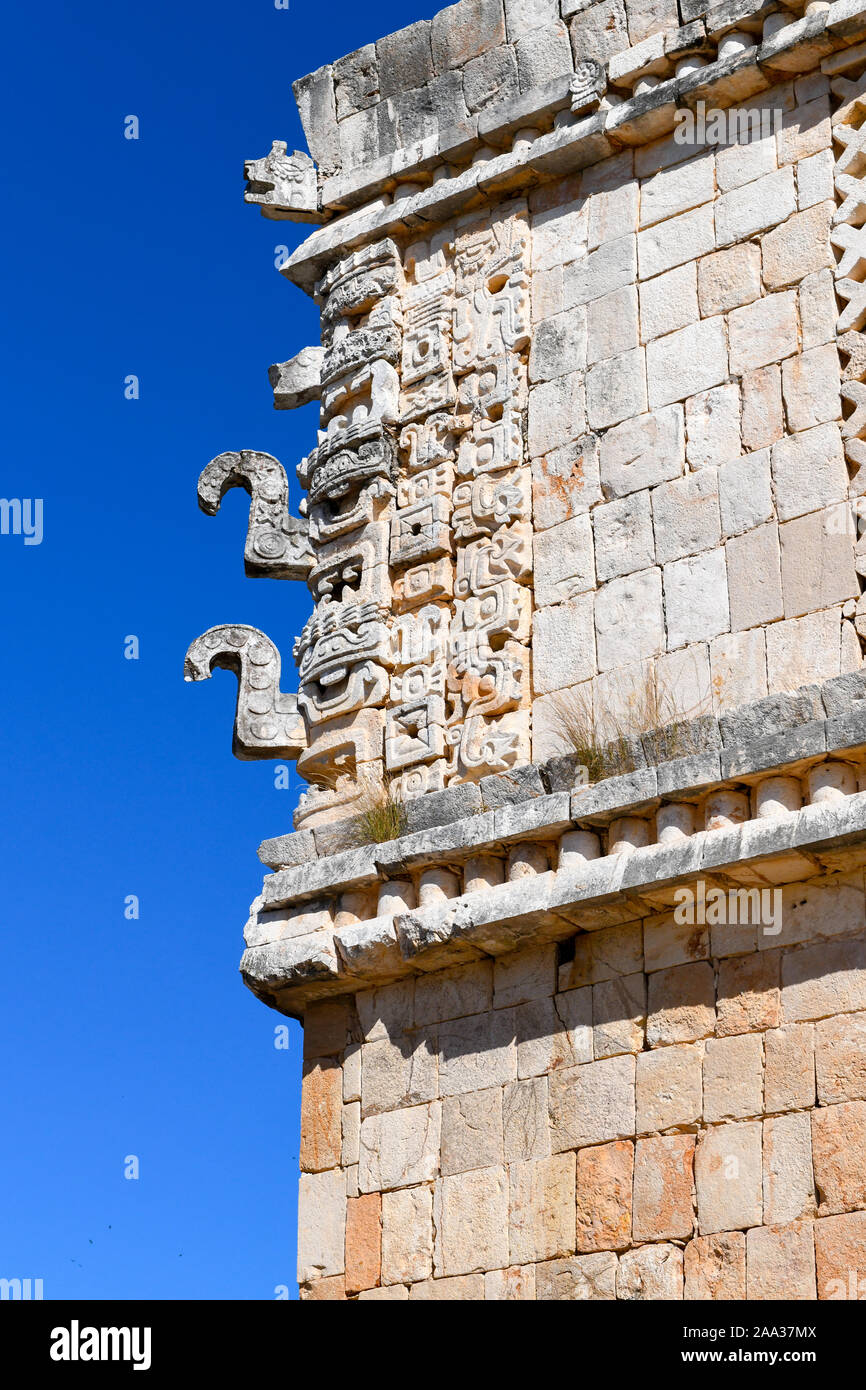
<box><xmin>197</xmin><ymin>450</ymin><xmax>314</xmax><ymax>580</ymax></box>
<box><xmin>184</xmin><ymin>625</ymin><xmax>307</xmax><ymax>759</ymax></box>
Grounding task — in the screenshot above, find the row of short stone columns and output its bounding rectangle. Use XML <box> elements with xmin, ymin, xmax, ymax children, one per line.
<box><xmin>338</xmin><ymin>758</ymin><xmax>862</xmax><ymax>927</ymax></box>
<box><xmin>614</xmin><ymin>6</ymin><xmax>831</xmax><ymax>100</ymax></box>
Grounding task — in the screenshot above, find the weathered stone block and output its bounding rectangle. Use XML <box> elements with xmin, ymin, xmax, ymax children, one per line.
<box><xmin>763</xmin><ymin>1112</ymin><xmax>815</xmax><ymax>1225</ymax></box>
<box><xmin>356</xmin><ymin>978</ymin><xmax>414</xmax><ymax>1042</ymax></box>
<box><xmin>504</xmin><ymin>1075</ymin><xmax>551</xmax><ymax>1161</ymax></box>
<box><xmin>561</xmin><ymin>921</ymin><xmax>644</xmax><ymax>988</ymax></box>
<box><xmin>766</xmin><ymin>609</ymin><xmax>842</xmax><ymax>691</ymax></box>
<box><xmin>376</xmin><ymin>20</ymin><xmax>435</xmax><ymax>97</ymax></box>
<box><xmin>533</xmin><ymin>515</ymin><xmax>596</xmax><ymax>607</ymax></box>
<box><xmin>593</xmin><ymin>491</ymin><xmax>655</xmax><ymax>581</ymax></box>
<box><xmin>741</xmin><ymin>364</ymin><xmax>784</xmax><ymax>451</ymax></box>
<box><xmin>812</xmin><ymin>1100</ymin><xmax>866</xmax><ymax>1213</ymax></box>
<box><xmin>360</xmin><ymin>1034</ymin><xmax>438</xmax><ymax>1116</ymax></box>
<box><xmin>567</xmin><ymin>234</ymin><xmax>637</xmax><ymax>310</ymax></box>
<box><xmin>746</xmin><ymin>1223</ymin><xmax>817</xmax><ymax>1301</ymax></box>
<box><xmin>463</xmin><ymin>44</ymin><xmax>519</xmax><ymax>112</ymax></box>
<box><xmin>439</xmin><ymin>1009</ymin><xmax>518</xmax><ymax>1096</ymax></box>
<box><xmin>761</xmin><ymin>200</ymin><xmax>834</xmax><ymax>289</ymax></box>
<box><xmin>697</xmin><ymin>243</ymin><xmax>761</xmax><ymax>316</ymax></box>
<box><xmin>643</xmin><ymin>912</ymin><xmax>709</xmax><ymax>973</ymax></box>
<box><xmin>639</xmin><ymin>263</ymin><xmax>698</xmax><ymax>342</ymax></box>
<box><xmin>717</xmin><ymin>951</ymin><xmax>780</xmax><ymax>1035</ymax></box>
<box><xmin>536</xmin><ymin>1249</ymin><xmax>617</xmax><ymax>1298</ymax></box>
<box><xmin>533</xmin><ymin>592</ymin><xmax>596</xmax><ymax>692</ymax></box>
<box><xmin>592</xmin><ymin>972</ymin><xmax>646</xmax><ymax>1058</ymax></box>
<box><xmin>780</xmin><ymin>343</ymin><xmax>841</xmax><ymax>432</ymax></box>
<box><xmin>529</xmin><ymin>306</ymin><xmax>587</xmax><ymax>383</ymax></box>
<box><xmin>719</xmin><ymin>450</ymin><xmax>773</xmax><ymax>539</ymax></box>
<box><xmin>515</xmin><ymin>21</ymin><xmax>573</xmax><ymax>90</ymax></box>
<box><xmin>695</xmin><ymin>1121</ymin><xmax>762</xmax><ymax>1234</ymax></box>
<box><xmin>304</xmin><ymin>998</ymin><xmax>353</xmax><ymax>1059</ymax></box>
<box><xmin>531</xmin><ymin>435</ymin><xmax>603</xmax><ymax>529</ymax></box>
<box><xmin>782</xmin><ymin>938</ymin><xmax>866</xmax><ymax>1023</ymax></box>
<box><xmin>764</xmin><ymin>1023</ymin><xmax>816</xmax><ymax>1112</ymax></box>
<box><xmin>575</xmin><ymin>1139</ymin><xmax>634</xmax><ymax>1252</ymax></box>
<box><xmin>408</xmin><ymin>1273</ymin><xmax>485</xmax><ymax>1299</ymax></box>
<box><xmin>715</xmin><ymin>166</ymin><xmax>797</xmax><ymax>247</ymax></box>
<box><xmin>616</xmin><ymin>1243</ymin><xmax>683</xmax><ymax>1299</ymax></box>
<box><xmin>595</xmin><ymin>567</ymin><xmax>665</xmax><ymax>670</ymax></box>
<box><xmin>586</xmin><ymin>347</ymin><xmax>648</xmax><ymax>430</ymax></box>
<box><xmin>441</xmin><ymin>1087</ymin><xmax>504</xmax><ymax>1174</ymax></box>
<box><xmin>298</xmin><ymin>1168</ymin><xmax>346</xmax><ymax>1282</ymax></box>
<box><xmin>437</xmin><ymin>1166</ymin><xmax>510</xmax><ymax>1275</ymax></box>
<box><xmin>636</xmin><ymin>1041</ymin><xmax>703</xmax><ymax>1131</ymax></box>
<box><xmin>652</xmin><ymin>468</ymin><xmax>721</xmax><ymax>565</ymax></box>
<box><xmin>549</xmin><ymin>1054</ymin><xmax>636</xmax><ymax>1150</ymax></box>
<box><xmin>586</xmin><ymin>285</ymin><xmax>640</xmax><ymax>366</ymax></box>
<box><xmin>726</xmin><ymin>522</ymin><xmax>784</xmax><ymax>631</ymax></box>
<box><xmin>381</xmin><ymin>1185</ymin><xmax>433</xmax><ymax>1285</ymax></box>
<box><xmin>647</xmin><ymin>961</ymin><xmax>715</xmax><ymax>1046</ymax></box>
<box><xmin>638</xmin><ymin>203</ymin><xmax>715</xmax><ymax>280</ymax></box>
<box><xmin>816</xmin><ymin>1010</ymin><xmax>866</xmax><ymax>1104</ymax></box>
<box><xmin>431</xmin><ymin>0</ymin><xmax>506</xmax><ymax>71</ymax></box>
<box><xmin>728</xmin><ymin>289</ymin><xmax>799</xmax><ymax>375</ymax></box>
<box><xmin>640</xmin><ymin>153</ymin><xmax>715</xmax><ymax>230</ymax></box>
<box><xmin>583</xmin><ymin>151</ymin><xmax>639</xmax><ymax>252</ymax></box>
<box><xmin>646</xmin><ymin>317</ymin><xmax>728</xmax><ymax>408</ymax></box>
<box><xmin>414</xmin><ymin>960</ymin><xmax>493</xmax><ymax>1026</ymax></box>
<box><xmin>814</xmin><ymin>1211</ymin><xmax>866</xmax><ymax>1299</ymax></box>
<box><xmin>359</xmin><ymin>1102</ymin><xmax>441</xmax><ymax>1192</ymax></box>
<box><xmin>345</xmin><ymin>1192</ymin><xmax>381</xmax><ymax>1294</ymax></box>
<box><xmin>484</xmin><ymin>1264</ymin><xmax>536</xmax><ymax>1299</ymax></box>
<box><xmin>632</xmin><ymin>1135</ymin><xmax>695</xmax><ymax>1241</ymax></box>
<box><xmin>568</xmin><ymin>0</ymin><xmax>629</xmax><ymax>66</ymax></box>
<box><xmin>516</xmin><ymin>991</ymin><xmax>593</xmax><ymax>1078</ymax></box>
<box><xmin>683</xmin><ymin>1232</ymin><xmax>746</xmax><ymax>1300</ymax></box>
<box><xmin>528</xmin><ymin>371</ymin><xmax>586</xmax><ymax>458</ymax></box>
<box><xmin>301</xmin><ymin>1058</ymin><xmax>343</xmax><ymax>1172</ymax></box>
<box><xmin>703</xmin><ymin>1034</ymin><xmax>764</xmax><ymax>1122</ymax></box>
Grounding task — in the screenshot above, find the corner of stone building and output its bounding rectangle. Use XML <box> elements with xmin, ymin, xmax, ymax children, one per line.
<box><xmin>189</xmin><ymin>0</ymin><xmax>866</xmax><ymax>1301</ymax></box>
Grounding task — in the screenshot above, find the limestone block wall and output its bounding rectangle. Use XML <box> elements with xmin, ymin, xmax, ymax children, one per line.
<box><xmin>528</xmin><ymin>74</ymin><xmax>861</xmax><ymax>758</ymax></box>
<box><xmin>184</xmin><ymin>0</ymin><xmax>866</xmax><ymax>1304</ymax></box>
<box><xmin>297</xmin><ymin>864</ymin><xmax>866</xmax><ymax>1299</ymax></box>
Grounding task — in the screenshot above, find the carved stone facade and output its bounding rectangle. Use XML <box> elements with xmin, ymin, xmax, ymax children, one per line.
<box><xmin>187</xmin><ymin>0</ymin><xmax>866</xmax><ymax>1301</ymax></box>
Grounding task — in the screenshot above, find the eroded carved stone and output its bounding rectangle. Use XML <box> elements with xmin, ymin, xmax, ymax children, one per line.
<box><xmin>243</xmin><ymin>142</ymin><xmax>321</xmax><ymax>222</ymax></box>
<box><xmin>268</xmin><ymin>346</ymin><xmax>324</xmax><ymax>410</ymax></box>
<box><xmin>193</xmin><ymin>199</ymin><xmax>533</xmax><ymax>824</ymax></box>
<box><xmin>184</xmin><ymin>625</ymin><xmax>306</xmax><ymax>758</ymax></box>
<box><xmin>570</xmin><ymin>60</ymin><xmax>607</xmax><ymax>116</ymax></box>
<box><xmin>197</xmin><ymin>451</ymin><xmax>313</xmax><ymax>579</ymax></box>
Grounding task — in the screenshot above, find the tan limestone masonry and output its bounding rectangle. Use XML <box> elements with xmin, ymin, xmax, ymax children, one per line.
<box><xmin>185</xmin><ymin>0</ymin><xmax>866</xmax><ymax>1299</ymax></box>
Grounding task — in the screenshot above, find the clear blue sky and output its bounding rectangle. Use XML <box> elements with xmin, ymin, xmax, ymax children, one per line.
<box><xmin>1</xmin><ymin>0</ymin><xmax>425</xmax><ymax>1300</ymax></box>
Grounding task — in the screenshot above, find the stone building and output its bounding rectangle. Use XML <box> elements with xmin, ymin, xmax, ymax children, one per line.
<box><xmin>186</xmin><ymin>0</ymin><xmax>866</xmax><ymax>1299</ymax></box>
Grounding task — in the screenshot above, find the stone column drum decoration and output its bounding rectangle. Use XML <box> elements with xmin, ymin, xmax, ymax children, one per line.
<box><xmin>186</xmin><ymin>0</ymin><xmax>866</xmax><ymax>1300</ymax></box>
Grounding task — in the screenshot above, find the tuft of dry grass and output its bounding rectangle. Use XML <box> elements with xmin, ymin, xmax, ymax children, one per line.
<box><xmin>548</xmin><ymin>666</ymin><xmax>709</xmax><ymax>784</ymax></box>
<box><xmin>352</xmin><ymin>780</ymin><xmax>409</xmax><ymax>844</ymax></box>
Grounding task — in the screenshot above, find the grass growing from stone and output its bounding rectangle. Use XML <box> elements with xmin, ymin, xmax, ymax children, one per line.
<box><xmin>352</xmin><ymin>781</ymin><xmax>410</xmax><ymax>844</ymax></box>
<box><xmin>549</xmin><ymin>666</ymin><xmax>709</xmax><ymax>783</ymax></box>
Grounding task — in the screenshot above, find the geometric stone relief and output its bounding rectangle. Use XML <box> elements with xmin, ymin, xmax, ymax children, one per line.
<box><xmin>188</xmin><ymin>203</ymin><xmax>535</xmax><ymax>829</ymax></box>
<box><xmin>832</xmin><ymin>63</ymin><xmax>866</xmax><ymax>639</ymax></box>
<box><xmin>197</xmin><ymin>450</ymin><xmax>313</xmax><ymax>580</ymax></box>
<box><xmin>183</xmin><ymin>625</ymin><xmax>306</xmax><ymax>758</ymax></box>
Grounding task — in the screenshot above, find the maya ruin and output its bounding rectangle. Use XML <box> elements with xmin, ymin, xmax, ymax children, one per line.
<box><xmin>186</xmin><ymin>0</ymin><xmax>866</xmax><ymax>1300</ymax></box>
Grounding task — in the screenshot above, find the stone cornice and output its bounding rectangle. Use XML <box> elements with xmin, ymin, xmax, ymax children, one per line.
<box><xmin>241</xmin><ymin>789</ymin><xmax>866</xmax><ymax>1017</ymax></box>
<box><xmin>239</xmin><ymin>672</ymin><xmax>866</xmax><ymax>1017</ymax></box>
<box><xmin>280</xmin><ymin>0</ymin><xmax>866</xmax><ymax>295</ymax></box>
